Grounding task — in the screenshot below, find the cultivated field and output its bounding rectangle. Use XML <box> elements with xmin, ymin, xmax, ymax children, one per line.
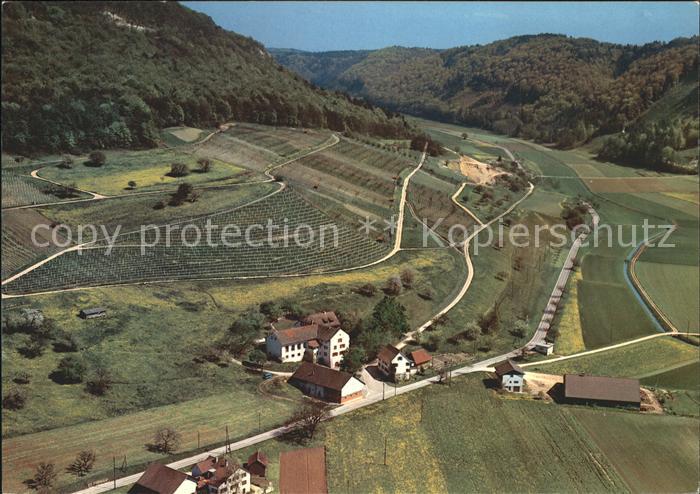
<box><xmin>2</xmin><ymin>167</ymin><xmax>88</xmax><ymax>208</ymax></box>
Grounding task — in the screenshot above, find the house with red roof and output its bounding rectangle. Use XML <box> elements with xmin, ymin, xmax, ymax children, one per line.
<box><xmin>191</xmin><ymin>455</ymin><xmax>250</xmax><ymax>494</ymax></box>
<box><xmin>128</xmin><ymin>464</ymin><xmax>197</xmax><ymax>494</ymax></box>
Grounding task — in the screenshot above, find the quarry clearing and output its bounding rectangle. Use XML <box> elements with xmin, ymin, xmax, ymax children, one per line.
<box><xmin>451</xmin><ymin>154</ymin><xmax>508</xmax><ymax>185</ymax></box>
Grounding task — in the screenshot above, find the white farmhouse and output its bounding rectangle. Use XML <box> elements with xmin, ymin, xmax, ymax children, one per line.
<box><xmin>266</xmin><ymin>320</ymin><xmax>349</xmax><ymax>369</ymax></box>
<box><xmin>192</xmin><ymin>455</ymin><xmax>251</xmax><ymax>494</ymax></box>
<box><xmin>494</xmin><ymin>359</ymin><xmax>525</xmax><ymax>392</ymax></box>
<box><xmin>377</xmin><ymin>344</ymin><xmax>411</xmax><ymax>382</ymax></box>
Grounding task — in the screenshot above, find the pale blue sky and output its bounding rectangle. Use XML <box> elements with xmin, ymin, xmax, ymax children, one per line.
<box><xmin>182</xmin><ymin>1</ymin><xmax>699</xmax><ymax>51</ymax></box>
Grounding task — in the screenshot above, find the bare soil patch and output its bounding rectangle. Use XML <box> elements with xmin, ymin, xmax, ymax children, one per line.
<box><xmin>451</xmin><ymin>155</ymin><xmax>508</xmax><ymax>185</ymax></box>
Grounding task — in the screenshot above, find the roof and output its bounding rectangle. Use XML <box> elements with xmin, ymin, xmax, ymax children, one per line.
<box><xmin>80</xmin><ymin>307</ymin><xmax>106</xmax><ymax>314</ymax></box>
<box><xmin>494</xmin><ymin>359</ymin><xmax>524</xmax><ymax>377</ymax></box>
<box><xmin>377</xmin><ymin>344</ymin><xmax>401</xmax><ymax>363</ymax></box>
<box><xmin>193</xmin><ymin>456</ymin><xmax>242</xmax><ymax>488</ymax></box>
<box><xmin>410</xmin><ymin>349</ymin><xmax>432</xmax><ymax>366</ymax></box>
<box><xmin>279</xmin><ymin>447</ymin><xmax>328</xmax><ymax>494</ymax></box>
<box><xmin>317</xmin><ymin>325</ymin><xmax>341</xmax><ymax>341</ymax></box>
<box><xmin>303</xmin><ymin>311</ymin><xmax>341</xmax><ymax>328</ymax></box>
<box><xmin>290</xmin><ymin>362</ymin><xmax>353</xmax><ymax>392</ymax></box>
<box><xmin>128</xmin><ymin>463</ymin><xmax>193</xmax><ymax>494</ymax></box>
<box><xmin>247</xmin><ymin>450</ymin><xmax>269</xmax><ymax>467</ymax></box>
<box><xmin>274</xmin><ymin>324</ymin><xmax>320</xmax><ymax>346</ymax></box>
<box><xmin>564</xmin><ymin>374</ymin><xmax>640</xmax><ymax>404</ymax></box>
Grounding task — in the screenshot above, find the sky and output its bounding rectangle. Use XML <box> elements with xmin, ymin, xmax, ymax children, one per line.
<box><xmin>182</xmin><ymin>1</ymin><xmax>699</xmax><ymax>51</ymax></box>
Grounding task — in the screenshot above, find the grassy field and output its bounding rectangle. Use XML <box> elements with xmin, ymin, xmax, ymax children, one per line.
<box><xmin>640</xmin><ymin>361</ymin><xmax>700</xmax><ymax>391</ymax></box>
<box><xmin>2</xmin><ymin>381</ymin><xmax>301</xmax><ymax>492</ymax></box>
<box><xmin>635</xmin><ymin>261</ymin><xmax>699</xmax><ymax>331</ymax></box>
<box><xmin>2</xmin><ymin>166</ymin><xmax>89</xmax><ymax>208</ymax></box>
<box><xmin>40</xmin><ymin>149</ymin><xmax>253</xmax><ymax>196</ymax></box>
<box><xmin>552</xmin><ymin>271</ymin><xmax>587</xmax><ymax>355</ymax></box>
<box><xmin>161</xmin><ymin>126</ymin><xmax>208</xmax><ymax>146</ymax></box>
<box><xmin>529</xmin><ymin>336</ymin><xmax>699</xmax><ymax>378</ymax></box>
<box><xmin>232</xmin><ymin>375</ymin><xmax>694</xmax><ymax>493</ymax></box>
<box><xmin>572</xmin><ymin>407</ymin><xmax>699</xmax><ymax>493</ymax></box>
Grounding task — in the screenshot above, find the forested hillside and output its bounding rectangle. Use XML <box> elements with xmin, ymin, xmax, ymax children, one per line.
<box><xmin>1</xmin><ymin>2</ymin><xmax>411</xmax><ymax>154</ymax></box>
<box><xmin>272</xmin><ymin>35</ymin><xmax>699</xmax><ymax>170</ymax></box>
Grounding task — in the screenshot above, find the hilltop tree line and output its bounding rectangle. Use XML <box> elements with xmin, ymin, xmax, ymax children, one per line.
<box><xmin>1</xmin><ymin>2</ymin><xmax>411</xmax><ymax>154</ymax></box>
<box><xmin>274</xmin><ymin>34</ymin><xmax>699</xmax><ymax>155</ymax></box>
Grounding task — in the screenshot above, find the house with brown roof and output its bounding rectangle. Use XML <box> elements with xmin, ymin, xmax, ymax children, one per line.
<box><xmin>409</xmin><ymin>349</ymin><xmax>432</xmax><ymax>370</ymax></box>
<box><xmin>377</xmin><ymin>344</ymin><xmax>411</xmax><ymax>382</ymax></box>
<box><xmin>266</xmin><ymin>319</ymin><xmax>349</xmax><ymax>369</ymax></box>
<box><xmin>244</xmin><ymin>450</ymin><xmax>269</xmax><ymax>478</ymax></box>
<box><xmin>494</xmin><ymin>359</ymin><xmax>525</xmax><ymax>392</ymax></box>
<box><xmin>128</xmin><ymin>463</ymin><xmax>197</xmax><ymax>494</ymax></box>
<box><xmin>302</xmin><ymin>311</ymin><xmax>341</xmax><ymax>328</ymax></box>
<box><xmin>192</xmin><ymin>455</ymin><xmax>250</xmax><ymax>494</ymax></box>
<box><xmin>564</xmin><ymin>374</ymin><xmax>641</xmax><ymax>409</ymax></box>
<box><xmin>289</xmin><ymin>362</ymin><xmax>366</xmax><ymax>403</ymax></box>
<box><xmin>279</xmin><ymin>447</ymin><xmax>328</xmax><ymax>494</ymax></box>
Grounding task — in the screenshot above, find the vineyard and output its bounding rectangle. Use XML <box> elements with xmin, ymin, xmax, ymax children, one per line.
<box><xmin>226</xmin><ymin>123</ymin><xmax>331</xmax><ymax>157</ymax></box>
<box><xmin>2</xmin><ymin>188</ymin><xmax>391</xmax><ymax>294</ymax></box>
<box><xmin>1</xmin><ymin>168</ymin><xmax>86</xmax><ymax>208</ymax></box>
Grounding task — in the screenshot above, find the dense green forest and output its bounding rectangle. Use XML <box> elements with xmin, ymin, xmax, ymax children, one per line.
<box><xmin>1</xmin><ymin>2</ymin><xmax>411</xmax><ymax>154</ymax></box>
<box><xmin>272</xmin><ymin>35</ymin><xmax>699</xmax><ymax>169</ymax></box>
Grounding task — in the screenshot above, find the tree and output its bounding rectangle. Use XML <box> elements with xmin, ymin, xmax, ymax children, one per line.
<box><xmin>127</xmin><ymin>180</ymin><xmax>137</xmax><ymax>189</ymax></box>
<box><xmin>86</xmin><ymin>367</ymin><xmax>112</xmax><ymax>396</ymax></box>
<box><xmin>152</xmin><ymin>427</ymin><xmax>181</xmax><ymax>454</ymax></box>
<box><xmin>282</xmin><ymin>300</ymin><xmax>304</xmax><ymax>319</ymax></box>
<box><xmin>464</xmin><ymin>322</ymin><xmax>480</xmax><ymax>341</ymax></box>
<box><xmin>52</xmin><ymin>355</ymin><xmax>86</xmax><ymax>384</ymax></box>
<box><xmin>68</xmin><ymin>450</ymin><xmax>96</xmax><ymax>477</ymax></box>
<box><xmin>384</xmin><ymin>276</ymin><xmax>403</xmax><ymax>296</ymax></box>
<box><xmin>247</xmin><ymin>348</ymin><xmax>266</xmax><ymax>365</ymax></box>
<box><xmin>197</xmin><ymin>158</ymin><xmax>212</xmax><ymax>173</ymax></box>
<box><xmin>259</xmin><ymin>301</ymin><xmax>283</xmax><ymax>321</ymax></box>
<box><xmin>3</xmin><ymin>388</ymin><xmax>27</xmax><ymax>410</ymax></box>
<box><xmin>32</xmin><ymin>462</ymin><xmax>57</xmax><ymax>491</ymax></box>
<box><xmin>400</xmin><ymin>269</ymin><xmax>415</xmax><ymax>289</ymax></box>
<box><xmin>224</xmin><ymin>310</ymin><xmax>266</xmax><ymax>355</ymax></box>
<box><xmin>287</xmin><ymin>402</ymin><xmax>331</xmax><ymax>440</ymax></box>
<box><xmin>168</xmin><ymin>162</ymin><xmax>190</xmax><ymax>177</ymax></box>
<box><xmin>339</xmin><ymin>346</ymin><xmax>366</xmax><ymax>374</ymax></box>
<box><xmin>59</xmin><ymin>155</ymin><xmax>73</xmax><ymax>169</ymax></box>
<box><xmin>371</xmin><ymin>296</ymin><xmax>409</xmax><ymax>337</ymax></box>
<box><xmin>170</xmin><ymin>182</ymin><xmax>194</xmax><ymax>206</ymax></box>
<box><xmin>510</xmin><ymin>320</ymin><xmax>528</xmax><ymax>339</ymax></box>
<box><xmin>87</xmin><ymin>151</ymin><xmax>106</xmax><ymax>167</ymax></box>
<box><xmin>461</xmin><ymin>132</ymin><xmax>468</xmax><ymax>140</ymax></box>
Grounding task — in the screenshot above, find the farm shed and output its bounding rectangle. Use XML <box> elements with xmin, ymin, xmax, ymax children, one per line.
<box><xmin>564</xmin><ymin>374</ymin><xmax>641</xmax><ymax>409</ymax></box>
<box><xmin>289</xmin><ymin>362</ymin><xmax>365</xmax><ymax>403</ymax></box>
<box><xmin>279</xmin><ymin>447</ymin><xmax>328</xmax><ymax>494</ymax></box>
<box><xmin>128</xmin><ymin>463</ymin><xmax>197</xmax><ymax>494</ymax></box>
<box><xmin>79</xmin><ymin>307</ymin><xmax>106</xmax><ymax>319</ymax></box>
<box><xmin>534</xmin><ymin>342</ymin><xmax>554</xmax><ymax>355</ymax></box>
<box><xmin>409</xmin><ymin>348</ymin><xmax>433</xmax><ymax>369</ymax></box>
<box><xmin>494</xmin><ymin>359</ymin><xmax>525</xmax><ymax>392</ymax></box>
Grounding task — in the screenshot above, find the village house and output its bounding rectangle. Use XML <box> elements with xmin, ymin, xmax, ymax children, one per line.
<box><xmin>494</xmin><ymin>359</ymin><xmax>525</xmax><ymax>392</ymax></box>
<box><xmin>377</xmin><ymin>344</ymin><xmax>411</xmax><ymax>381</ymax></box>
<box><xmin>563</xmin><ymin>374</ymin><xmax>641</xmax><ymax>409</ymax></box>
<box><xmin>128</xmin><ymin>463</ymin><xmax>197</xmax><ymax>494</ymax></box>
<box><xmin>266</xmin><ymin>312</ymin><xmax>349</xmax><ymax>369</ymax></box>
<box><xmin>192</xmin><ymin>456</ymin><xmax>251</xmax><ymax>494</ymax></box>
<box><xmin>409</xmin><ymin>348</ymin><xmax>433</xmax><ymax>371</ymax></box>
<box><xmin>279</xmin><ymin>447</ymin><xmax>328</xmax><ymax>494</ymax></box>
<box><xmin>289</xmin><ymin>361</ymin><xmax>366</xmax><ymax>403</ymax></box>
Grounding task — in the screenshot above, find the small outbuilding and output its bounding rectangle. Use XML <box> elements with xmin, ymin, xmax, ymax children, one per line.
<box><xmin>494</xmin><ymin>359</ymin><xmax>525</xmax><ymax>392</ymax></box>
<box><xmin>245</xmin><ymin>450</ymin><xmax>269</xmax><ymax>478</ymax></box>
<box><xmin>409</xmin><ymin>348</ymin><xmax>433</xmax><ymax>370</ymax></box>
<box><xmin>563</xmin><ymin>374</ymin><xmax>641</xmax><ymax>409</ymax></box>
<box><xmin>534</xmin><ymin>342</ymin><xmax>554</xmax><ymax>355</ymax></box>
<box><xmin>289</xmin><ymin>362</ymin><xmax>366</xmax><ymax>403</ymax></box>
<box><xmin>79</xmin><ymin>307</ymin><xmax>106</xmax><ymax>319</ymax></box>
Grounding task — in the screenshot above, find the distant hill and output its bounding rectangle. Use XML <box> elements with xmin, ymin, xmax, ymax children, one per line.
<box><xmin>1</xmin><ymin>2</ymin><xmax>411</xmax><ymax>154</ymax></box>
<box><xmin>272</xmin><ymin>35</ymin><xmax>699</xmax><ymax>168</ymax></box>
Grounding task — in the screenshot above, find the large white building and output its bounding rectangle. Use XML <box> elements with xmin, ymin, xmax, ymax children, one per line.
<box><xmin>266</xmin><ymin>312</ymin><xmax>349</xmax><ymax>369</ymax></box>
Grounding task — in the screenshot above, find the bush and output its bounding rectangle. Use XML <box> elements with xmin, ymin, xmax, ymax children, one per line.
<box><xmin>87</xmin><ymin>151</ymin><xmax>106</xmax><ymax>167</ymax></box>
<box><xmin>12</xmin><ymin>371</ymin><xmax>31</xmax><ymax>384</ymax></box>
<box><xmin>51</xmin><ymin>355</ymin><xmax>86</xmax><ymax>384</ymax></box>
<box><xmin>400</xmin><ymin>269</ymin><xmax>415</xmax><ymax>289</ymax></box>
<box><xmin>153</xmin><ymin>200</ymin><xmax>166</xmax><ymax>210</ymax></box>
<box><xmin>357</xmin><ymin>283</ymin><xmax>377</xmax><ymax>297</ymax></box>
<box><xmin>168</xmin><ymin>162</ymin><xmax>190</xmax><ymax>177</ymax></box>
<box><xmin>52</xmin><ymin>331</ymin><xmax>79</xmax><ymax>352</ymax></box>
<box><xmin>197</xmin><ymin>158</ymin><xmax>212</xmax><ymax>173</ymax></box>
<box><xmin>384</xmin><ymin>276</ymin><xmax>403</xmax><ymax>296</ymax></box>
<box><xmin>3</xmin><ymin>388</ymin><xmax>27</xmax><ymax>410</ymax></box>
<box><xmin>85</xmin><ymin>367</ymin><xmax>112</xmax><ymax>396</ymax></box>
<box><xmin>259</xmin><ymin>301</ymin><xmax>283</xmax><ymax>320</ymax></box>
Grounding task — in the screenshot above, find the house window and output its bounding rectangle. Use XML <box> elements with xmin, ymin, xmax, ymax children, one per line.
<box><xmin>332</xmin><ymin>352</ymin><xmax>338</xmax><ymax>356</ymax></box>
<box><xmin>340</xmin><ymin>344</ymin><xmax>346</xmax><ymax>349</ymax></box>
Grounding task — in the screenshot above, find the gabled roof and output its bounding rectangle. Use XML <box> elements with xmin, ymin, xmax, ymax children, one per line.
<box><xmin>317</xmin><ymin>325</ymin><xmax>342</xmax><ymax>341</ymax></box>
<box><xmin>494</xmin><ymin>359</ymin><xmax>524</xmax><ymax>377</ymax></box>
<box><xmin>564</xmin><ymin>374</ymin><xmax>640</xmax><ymax>404</ymax></box>
<box><xmin>193</xmin><ymin>456</ymin><xmax>243</xmax><ymax>488</ymax></box>
<box><xmin>303</xmin><ymin>311</ymin><xmax>341</xmax><ymax>328</ymax></box>
<box><xmin>410</xmin><ymin>349</ymin><xmax>432</xmax><ymax>366</ymax></box>
<box><xmin>290</xmin><ymin>362</ymin><xmax>353</xmax><ymax>391</ymax></box>
<box><xmin>274</xmin><ymin>324</ymin><xmax>319</xmax><ymax>346</ymax></box>
<box><xmin>128</xmin><ymin>463</ymin><xmax>193</xmax><ymax>494</ymax></box>
<box><xmin>377</xmin><ymin>344</ymin><xmax>401</xmax><ymax>363</ymax></box>
<box><xmin>279</xmin><ymin>447</ymin><xmax>328</xmax><ymax>494</ymax></box>
<box><xmin>247</xmin><ymin>450</ymin><xmax>269</xmax><ymax>467</ymax></box>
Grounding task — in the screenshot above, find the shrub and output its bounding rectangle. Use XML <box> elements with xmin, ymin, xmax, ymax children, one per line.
<box><xmin>52</xmin><ymin>355</ymin><xmax>86</xmax><ymax>384</ymax></box>
<box><xmin>384</xmin><ymin>276</ymin><xmax>403</xmax><ymax>296</ymax></box>
<box><xmin>31</xmin><ymin>462</ymin><xmax>57</xmax><ymax>490</ymax></box>
<box><xmin>357</xmin><ymin>283</ymin><xmax>377</xmax><ymax>297</ymax></box>
<box><xmin>12</xmin><ymin>371</ymin><xmax>30</xmax><ymax>384</ymax></box>
<box><xmin>168</xmin><ymin>162</ymin><xmax>190</xmax><ymax>177</ymax></box>
<box><xmin>3</xmin><ymin>388</ymin><xmax>27</xmax><ymax>410</ymax></box>
<box><xmin>197</xmin><ymin>158</ymin><xmax>212</xmax><ymax>173</ymax></box>
<box><xmin>127</xmin><ymin>180</ymin><xmax>137</xmax><ymax>189</ymax></box>
<box><xmin>85</xmin><ymin>367</ymin><xmax>112</xmax><ymax>396</ymax></box>
<box><xmin>87</xmin><ymin>151</ymin><xmax>106</xmax><ymax>167</ymax></box>
<box><xmin>153</xmin><ymin>200</ymin><xmax>166</xmax><ymax>210</ymax></box>
<box><xmin>400</xmin><ymin>269</ymin><xmax>415</xmax><ymax>289</ymax></box>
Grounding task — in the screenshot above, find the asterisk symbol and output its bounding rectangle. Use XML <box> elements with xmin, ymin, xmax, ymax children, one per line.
<box><xmin>383</xmin><ymin>215</ymin><xmax>398</xmax><ymax>235</ymax></box>
<box><xmin>358</xmin><ymin>216</ymin><xmax>377</xmax><ymax>234</ymax></box>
